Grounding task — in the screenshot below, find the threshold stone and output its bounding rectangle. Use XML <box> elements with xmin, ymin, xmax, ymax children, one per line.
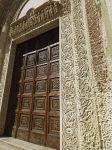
<box><xmin>0</xmin><ymin>137</ymin><xmax>56</xmax><ymax>150</ymax></box>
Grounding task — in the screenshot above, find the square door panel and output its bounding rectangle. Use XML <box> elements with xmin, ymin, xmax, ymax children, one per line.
<box><xmin>50</xmin><ymin>45</ymin><xmax>59</xmax><ymax>60</ymax></box>
<box><xmin>48</xmin><ymin>117</ymin><xmax>60</xmax><ymax>135</ymax></box>
<box><xmin>38</xmin><ymin>49</ymin><xmax>48</xmax><ymax>64</ymax></box>
<box><xmin>50</xmin><ymin>78</ymin><xmax>59</xmax><ymax>91</ymax></box>
<box><xmin>50</xmin><ymin>61</ymin><xmax>59</xmax><ymax>76</ymax></box>
<box><xmin>24</xmin><ymin>82</ymin><xmax>33</xmax><ymax>93</ymax></box>
<box><xmin>35</xmin><ymin>80</ymin><xmax>46</xmax><ymax>92</ymax></box>
<box><xmin>50</xmin><ymin>96</ymin><xmax>59</xmax><ymax>111</ymax></box>
<box><xmin>21</xmin><ymin>97</ymin><xmax>31</xmax><ymax>110</ymax></box>
<box><xmin>36</xmin><ymin>65</ymin><xmax>47</xmax><ymax>78</ymax></box>
<box><xmin>26</xmin><ymin>53</ymin><xmax>36</xmax><ymax>67</ymax></box>
<box><xmin>25</xmin><ymin>68</ymin><xmax>34</xmax><ymax>80</ymax></box>
<box><xmin>32</xmin><ymin>116</ymin><xmax>45</xmax><ymax>132</ymax></box>
<box><xmin>34</xmin><ymin>96</ymin><xmax>46</xmax><ymax>110</ymax></box>
<box><xmin>19</xmin><ymin>114</ymin><xmax>30</xmax><ymax>129</ymax></box>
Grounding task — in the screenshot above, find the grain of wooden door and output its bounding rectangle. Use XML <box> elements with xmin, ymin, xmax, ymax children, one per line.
<box><xmin>12</xmin><ymin>43</ymin><xmax>60</xmax><ymax>149</ymax></box>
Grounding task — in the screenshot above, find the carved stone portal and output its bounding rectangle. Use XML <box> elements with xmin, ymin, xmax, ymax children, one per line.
<box><xmin>10</xmin><ymin>1</ymin><xmax>62</xmax><ymax>38</ymax></box>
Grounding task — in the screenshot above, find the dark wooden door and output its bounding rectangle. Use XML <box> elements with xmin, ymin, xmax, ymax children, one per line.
<box><xmin>12</xmin><ymin>43</ymin><xmax>60</xmax><ymax>149</ymax></box>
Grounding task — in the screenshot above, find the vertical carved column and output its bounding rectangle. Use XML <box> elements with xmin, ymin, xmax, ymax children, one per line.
<box><xmin>61</xmin><ymin>0</ymin><xmax>102</xmax><ymax>149</ymax></box>
<box><xmin>71</xmin><ymin>0</ymin><xmax>101</xmax><ymax>149</ymax></box>
<box><xmin>60</xmin><ymin>0</ymin><xmax>79</xmax><ymax>149</ymax></box>
<box><xmin>85</xmin><ymin>0</ymin><xmax>112</xmax><ymax>149</ymax></box>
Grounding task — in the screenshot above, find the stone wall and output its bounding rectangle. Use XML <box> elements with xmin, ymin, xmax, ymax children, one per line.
<box><xmin>0</xmin><ymin>0</ymin><xmax>112</xmax><ymax>150</ymax></box>
<box><xmin>61</xmin><ymin>0</ymin><xmax>112</xmax><ymax>149</ymax></box>
<box><xmin>0</xmin><ymin>0</ymin><xmax>27</xmax><ymax>135</ymax></box>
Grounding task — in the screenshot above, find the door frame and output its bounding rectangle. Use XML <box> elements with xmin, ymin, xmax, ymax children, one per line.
<box><xmin>1</xmin><ymin>17</ymin><xmax>62</xmax><ymax>149</ymax></box>
<box><xmin>11</xmin><ymin>42</ymin><xmax>59</xmax><ymax>147</ymax></box>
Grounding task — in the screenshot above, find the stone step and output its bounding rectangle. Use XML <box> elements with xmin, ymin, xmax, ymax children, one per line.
<box><xmin>0</xmin><ymin>137</ymin><xmax>56</xmax><ymax>150</ymax></box>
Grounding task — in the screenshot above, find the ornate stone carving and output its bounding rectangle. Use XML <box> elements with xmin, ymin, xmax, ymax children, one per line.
<box><xmin>71</xmin><ymin>0</ymin><xmax>101</xmax><ymax>149</ymax></box>
<box><xmin>10</xmin><ymin>1</ymin><xmax>62</xmax><ymax>38</ymax></box>
<box><xmin>85</xmin><ymin>0</ymin><xmax>112</xmax><ymax>149</ymax></box>
<box><xmin>60</xmin><ymin>0</ymin><xmax>104</xmax><ymax>149</ymax></box>
<box><xmin>61</xmin><ymin>0</ymin><xmax>71</xmax><ymax>14</ymax></box>
<box><xmin>60</xmin><ymin>0</ymin><xmax>79</xmax><ymax>149</ymax></box>
<box><xmin>85</xmin><ymin>0</ymin><xmax>107</xmax><ymax>92</ymax></box>
<box><xmin>1</xmin><ymin>0</ymin><xmax>112</xmax><ymax>149</ymax></box>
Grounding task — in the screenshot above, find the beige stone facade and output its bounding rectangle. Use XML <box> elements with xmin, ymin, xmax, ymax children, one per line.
<box><xmin>0</xmin><ymin>0</ymin><xmax>112</xmax><ymax>149</ymax></box>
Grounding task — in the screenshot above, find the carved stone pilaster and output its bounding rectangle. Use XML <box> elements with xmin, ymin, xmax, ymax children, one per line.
<box><xmin>85</xmin><ymin>0</ymin><xmax>112</xmax><ymax>149</ymax></box>
<box><xmin>61</xmin><ymin>0</ymin><xmax>103</xmax><ymax>149</ymax></box>
<box><xmin>60</xmin><ymin>0</ymin><xmax>79</xmax><ymax>149</ymax></box>
<box><xmin>71</xmin><ymin>0</ymin><xmax>101</xmax><ymax>149</ymax></box>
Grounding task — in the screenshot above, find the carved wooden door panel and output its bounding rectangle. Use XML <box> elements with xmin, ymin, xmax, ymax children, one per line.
<box><xmin>46</xmin><ymin>44</ymin><xmax>60</xmax><ymax>148</ymax></box>
<box><xmin>12</xmin><ymin>43</ymin><xmax>60</xmax><ymax>149</ymax></box>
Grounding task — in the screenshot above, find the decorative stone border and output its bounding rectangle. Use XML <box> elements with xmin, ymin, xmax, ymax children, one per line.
<box><xmin>10</xmin><ymin>1</ymin><xmax>62</xmax><ymax>38</ymax></box>
<box><xmin>0</xmin><ymin>0</ymin><xmax>112</xmax><ymax>150</ymax></box>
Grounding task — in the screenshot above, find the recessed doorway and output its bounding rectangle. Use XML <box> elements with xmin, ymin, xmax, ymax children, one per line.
<box><xmin>5</xmin><ymin>27</ymin><xmax>60</xmax><ymax>150</ymax></box>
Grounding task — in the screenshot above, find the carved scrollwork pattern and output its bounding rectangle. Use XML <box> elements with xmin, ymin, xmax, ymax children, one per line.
<box><xmin>61</xmin><ymin>0</ymin><xmax>79</xmax><ymax>149</ymax></box>
<box><xmin>61</xmin><ymin>0</ymin><xmax>103</xmax><ymax>149</ymax></box>
<box><xmin>61</xmin><ymin>0</ymin><xmax>71</xmax><ymax>14</ymax></box>
<box><xmin>72</xmin><ymin>0</ymin><xmax>101</xmax><ymax>149</ymax></box>
<box><xmin>85</xmin><ymin>0</ymin><xmax>112</xmax><ymax>149</ymax></box>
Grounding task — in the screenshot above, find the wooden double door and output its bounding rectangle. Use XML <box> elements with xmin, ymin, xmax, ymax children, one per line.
<box><xmin>12</xmin><ymin>43</ymin><xmax>60</xmax><ymax>149</ymax></box>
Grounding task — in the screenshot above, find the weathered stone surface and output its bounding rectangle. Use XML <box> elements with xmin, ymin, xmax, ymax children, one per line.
<box><xmin>60</xmin><ymin>0</ymin><xmax>79</xmax><ymax>149</ymax></box>
<box><xmin>0</xmin><ymin>0</ymin><xmax>112</xmax><ymax>150</ymax></box>
<box><xmin>0</xmin><ymin>137</ymin><xmax>55</xmax><ymax>150</ymax></box>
